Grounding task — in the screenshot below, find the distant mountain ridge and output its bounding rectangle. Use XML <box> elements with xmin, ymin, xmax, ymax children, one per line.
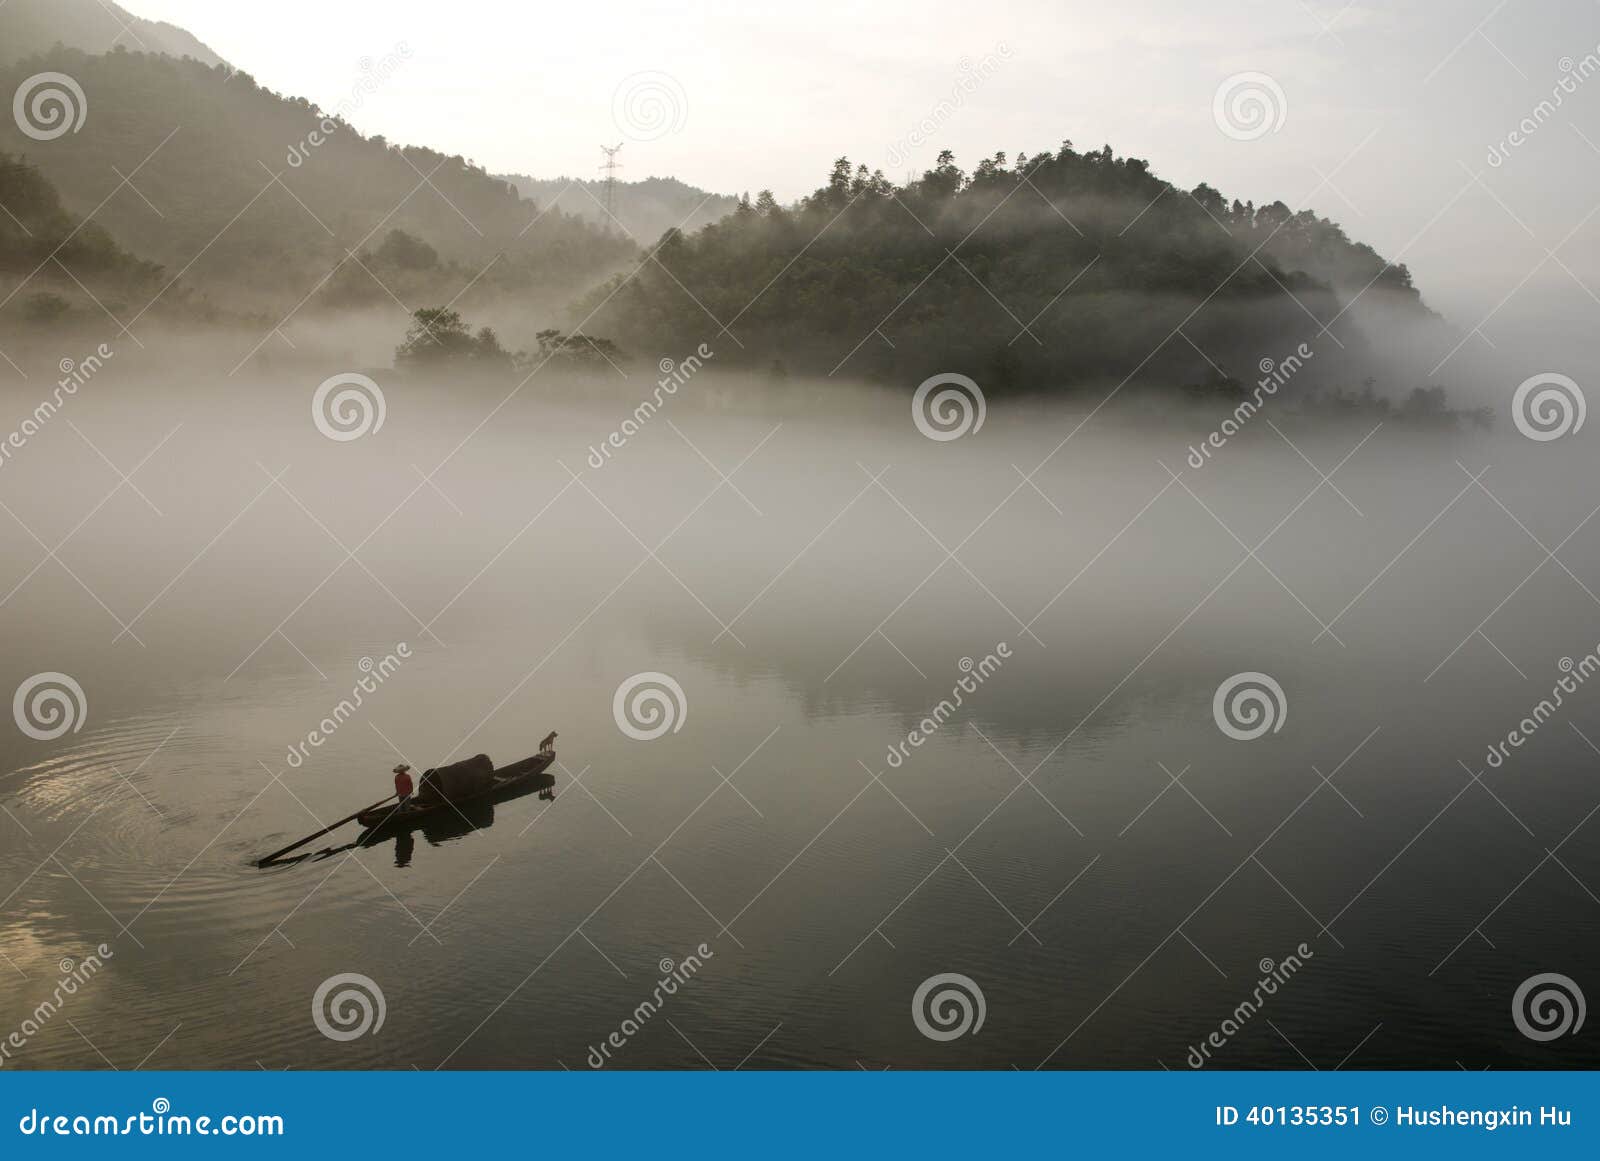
<box><xmin>498</xmin><ymin>173</ymin><xmax>738</xmax><ymax>245</ymax></box>
<box><xmin>0</xmin><ymin>0</ymin><xmax>225</xmax><ymax>68</ymax></box>
<box><xmin>0</xmin><ymin>46</ymin><xmax>633</xmax><ymax>330</ymax></box>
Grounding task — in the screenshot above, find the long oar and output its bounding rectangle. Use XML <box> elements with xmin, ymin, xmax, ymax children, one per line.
<box><xmin>256</xmin><ymin>794</ymin><xmax>397</xmax><ymax>865</ymax></box>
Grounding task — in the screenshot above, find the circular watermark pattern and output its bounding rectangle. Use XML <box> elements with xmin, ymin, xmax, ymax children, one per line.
<box><xmin>60</xmin><ymin>957</ymin><xmax>75</xmax><ymax>974</ymax></box>
<box><xmin>912</xmin><ymin>373</ymin><xmax>986</xmax><ymax>441</ymax></box>
<box><xmin>13</xmin><ymin>72</ymin><xmax>88</xmax><ymax>141</ymax></box>
<box><xmin>613</xmin><ymin>671</ymin><xmax>687</xmax><ymax>741</ymax></box>
<box><xmin>312</xmin><ymin>372</ymin><xmax>386</xmax><ymax>442</ymax></box>
<box><xmin>151</xmin><ymin>1098</ymin><xmax>170</xmax><ymax>1115</ymax></box>
<box><xmin>912</xmin><ymin>972</ymin><xmax>986</xmax><ymax>1041</ymax></box>
<box><xmin>612</xmin><ymin>71</ymin><xmax>688</xmax><ymax>142</ymax></box>
<box><xmin>13</xmin><ymin>672</ymin><xmax>87</xmax><ymax>741</ymax></box>
<box><xmin>312</xmin><ymin>972</ymin><xmax>386</xmax><ymax>1041</ymax></box>
<box><xmin>659</xmin><ymin>357</ymin><xmax>676</xmax><ymax>375</ymax></box>
<box><xmin>1212</xmin><ymin>72</ymin><xmax>1287</xmax><ymax>141</ymax></box>
<box><xmin>658</xmin><ymin>957</ymin><xmax>675</xmax><ymax>975</ymax></box>
<box><xmin>1212</xmin><ymin>672</ymin><xmax>1286</xmax><ymax>741</ymax></box>
<box><xmin>1511</xmin><ymin>373</ymin><xmax>1584</xmax><ymax>442</ymax></box>
<box><xmin>1512</xmin><ymin>972</ymin><xmax>1585</xmax><ymax>1041</ymax></box>
<box><xmin>1258</xmin><ymin>957</ymin><xmax>1275</xmax><ymax>974</ymax></box>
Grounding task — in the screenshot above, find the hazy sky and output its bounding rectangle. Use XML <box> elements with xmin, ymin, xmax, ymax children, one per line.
<box><xmin>121</xmin><ymin>0</ymin><xmax>1599</xmax><ymax>339</ymax></box>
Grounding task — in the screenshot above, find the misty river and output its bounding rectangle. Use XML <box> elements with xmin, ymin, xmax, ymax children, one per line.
<box><xmin>1</xmin><ymin>348</ymin><xmax>1597</xmax><ymax>1069</ymax></box>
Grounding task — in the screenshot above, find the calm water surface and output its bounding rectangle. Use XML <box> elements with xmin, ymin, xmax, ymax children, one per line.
<box><xmin>2</xmin><ymin>363</ymin><xmax>1597</xmax><ymax>1068</ymax></box>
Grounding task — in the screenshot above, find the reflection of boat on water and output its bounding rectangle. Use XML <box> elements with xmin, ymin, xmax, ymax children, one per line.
<box><xmin>356</xmin><ymin>751</ymin><xmax>556</xmax><ymax>830</ymax></box>
<box><xmin>363</xmin><ymin>766</ymin><xmax>555</xmax><ymax>867</ymax></box>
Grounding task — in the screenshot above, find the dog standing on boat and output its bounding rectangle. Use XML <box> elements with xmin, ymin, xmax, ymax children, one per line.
<box><xmin>539</xmin><ymin>731</ymin><xmax>557</xmax><ymax>753</ymax></box>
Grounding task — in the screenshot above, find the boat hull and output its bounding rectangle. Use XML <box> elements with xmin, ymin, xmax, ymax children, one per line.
<box><xmin>358</xmin><ymin>752</ymin><xmax>556</xmax><ymax>830</ymax></box>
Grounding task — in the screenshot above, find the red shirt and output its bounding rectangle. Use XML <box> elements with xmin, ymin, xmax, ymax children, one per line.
<box><xmin>394</xmin><ymin>771</ymin><xmax>414</xmax><ymax>797</ymax></box>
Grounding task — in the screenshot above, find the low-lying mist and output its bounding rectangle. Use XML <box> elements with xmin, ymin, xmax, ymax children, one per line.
<box><xmin>2</xmin><ymin>340</ymin><xmax>1598</xmax><ymax>1068</ymax></box>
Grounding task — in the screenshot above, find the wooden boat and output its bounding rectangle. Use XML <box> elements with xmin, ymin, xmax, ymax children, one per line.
<box><xmin>356</xmin><ymin>751</ymin><xmax>556</xmax><ymax>830</ymax></box>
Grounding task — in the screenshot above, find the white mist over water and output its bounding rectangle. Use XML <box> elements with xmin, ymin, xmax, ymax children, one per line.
<box><xmin>1</xmin><ymin>356</ymin><xmax>1597</xmax><ymax>1068</ymax></box>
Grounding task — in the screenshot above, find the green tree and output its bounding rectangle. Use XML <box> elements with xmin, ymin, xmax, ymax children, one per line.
<box><xmin>531</xmin><ymin>328</ymin><xmax>625</xmax><ymax>371</ymax></box>
<box><xmin>395</xmin><ymin>307</ymin><xmax>511</xmax><ymax>369</ymax></box>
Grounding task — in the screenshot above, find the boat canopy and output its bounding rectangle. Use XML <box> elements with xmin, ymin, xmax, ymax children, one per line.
<box><xmin>421</xmin><ymin>753</ymin><xmax>494</xmax><ymax>802</ymax></box>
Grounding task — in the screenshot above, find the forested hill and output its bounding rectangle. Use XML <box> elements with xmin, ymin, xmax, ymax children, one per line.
<box><xmin>0</xmin><ymin>152</ymin><xmax>184</xmax><ymax>327</ymax></box>
<box><xmin>0</xmin><ymin>0</ymin><xmax>224</xmax><ymax>67</ymax></box>
<box><xmin>0</xmin><ymin>47</ymin><xmax>634</xmax><ymax>316</ymax></box>
<box><xmin>498</xmin><ymin>174</ymin><xmax>738</xmax><ymax>246</ymax></box>
<box><xmin>579</xmin><ymin>148</ymin><xmax>1436</xmax><ymax>390</ymax></box>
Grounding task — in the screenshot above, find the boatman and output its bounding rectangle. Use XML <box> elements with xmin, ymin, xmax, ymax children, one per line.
<box><xmin>393</xmin><ymin>764</ymin><xmax>414</xmax><ymax>806</ymax></box>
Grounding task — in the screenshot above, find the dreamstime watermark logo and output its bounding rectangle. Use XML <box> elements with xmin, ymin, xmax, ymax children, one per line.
<box><xmin>12</xmin><ymin>72</ymin><xmax>87</xmax><ymax>141</ymax></box>
<box><xmin>885</xmin><ymin>645</ymin><xmax>1011</xmax><ymax>768</ymax></box>
<box><xmin>16</xmin><ymin>1099</ymin><xmax>283</xmax><ymax>1137</ymax></box>
<box><xmin>1512</xmin><ymin>972</ymin><xmax>1585</xmax><ymax>1042</ymax></box>
<box><xmin>1511</xmin><ymin>372</ymin><xmax>1584</xmax><ymax>442</ymax></box>
<box><xmin>1186</xmin><ymin>342</ymin><xmax>1314</xmax><ymax>467</ymax></box>
<box><xmin>1212</xmin><ymin>672</ymin><xmax>1286</xmax><ymax>741</ymax></box>
<box><xmin>286</xmin><ymin>42</ymin><xmax>412</xmax><ymax>167</ymax></box>
<box><xmin>587</xmin><ymin>343</ymin><xmax>713</xmax><ymax>468</ymax></box>
<box><xmin>913</xmin><ymin>373</ymin><xmax>985</xmax><ymax>441</ymax></box>
<box><xmin>312</xmin><ymin>372</ymin><xmax>386</xmax><ymax>441</ymax></box>
<box><xmin>285</xmin><ymin>645</ymin><xmax>411</xmax><ymax>768</ymax></box>
<box><xmin>1484</xmin><ymin>650</ymin><xmax>1600</xmax><ymax>770</ymax></box>
<box><xmin>0</xmin><ymin>344</ymin><xmax>113</xmax><ymax>472</ymax></box>
<box><xmin>0</xmin><ymin>944</ymin><xmax>112</xmax><ymax>1069</ymax></box>
<box><xmin>1486</xmin><ymin>45</ymin><xmax>1600</xmax><ymax>168</ymax></box>
<box><xmin>587</xmin><ymin>943</ymin><xmax>714</xmax><ymax>1067</ymax></box>
<box><xmin>13</xmin><ymin>672</ymin><xmax>86</xmax><ymax>741</ymax></box>
<box><xmin>1212</xmin><ymin>72</ymin><xmax>1287</xmax><ymax>141</ymax></box>
<box><xmin>311</xmin><ymin>973</ymin><xmax>386</xmax><ymax>1042</ymax></box>
<box><xmin>611</xmin><ymin>71</ymin><xmax>688</xmax><ymax>142</ymax></box>
<box><xmin>884</xmin><ymin>43</ymin><xmax>1013</xmax><ymax>169</ymax></box>
<box><xmin>912</xmin><ymin>972</ymin><xmax>985</xmax><ymax>1041</ymax></box>
<box><xmin>1187</xmin><ymin>944</ymin><xmax>1313</xmax><ymax>1067</ymax></box>
<box><xmin>612</xmin><ymin>672</ymin><xmax>687</xmax><ymax>741</ymax></box>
